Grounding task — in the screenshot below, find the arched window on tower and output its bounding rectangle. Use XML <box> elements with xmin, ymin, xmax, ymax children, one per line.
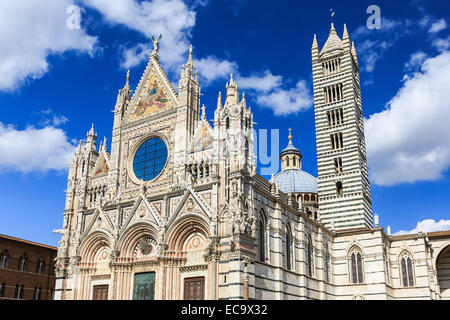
<box><xmin>0</xmin><ymin>249</ymin><xmax>9</xmax><ymax>269</ymax></box>
<box><xmin>18</xmin><ymin>253</ymin><xmax>27</xmax><ymax>272</ymax></box>
<box><xmin>286</xmin><ymin>225</ymin><xmax>292</xmax><ymax>270</ymax></box>
<box><xmin>349</xmin><ymin>247</ymin><xmax>364</xmax><ymax>284</ymax></box>
<box><xmin>259</xmin><ymin>211</ymin><xmax>268</xmax><ymax>262</ymax></box>
<box><xmin>336</xmin><ymin>181</ymin><xmax>343</xmax><ymax>196</ymax></box>
<box><xmin>400</xmin><ymin>252</ymin><xmax>415</xmax><ymax>287</ymax></box>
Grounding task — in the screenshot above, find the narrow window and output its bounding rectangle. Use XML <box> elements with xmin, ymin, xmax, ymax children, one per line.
<box><xmin>18</xmin><ymin>253</ymin><xmax>27</xmax><ymax>272</ymax></box>
<box><xmin>401</xmin><ymin>254</ymin><xmax>415</xmax><ymax>287</ymax></box>
<box><xmin>226</xmin><ymin>117</ymin><xmax>230</xmax><ymax>130</ymax></box>
<box><xmin>36</xmin><ymin>257</ymin><xmax>45</xmax><ymax>274</ymax></box>
<box><xmin>350</xmin><ymin>248</ymin><xmax>364</xmax><ymax>284</ymax></box>
<box><xmin>259</xmin><ymin>213</ymin><xmax>267</xmax><ymax>262</ymax></box>
<box><xmin>0</xmin><ymin>282</ymin><xmax>4</xmax><ymax>297</ymax></box>
<box><xmin>306</xmin><ymin>235</ymin><xmax>314</xmax><ymax>277</ymax></box>
<box><xmin>286</xmin><ymin>226</ymin><xmax>292</xmax><ymax>270</ymax></box>
<box><xmin>0</xmin><ymin>249</ymin><xmax>9</xmax><ymax>269</ymax></box>
<box><xmin>325</xmin><ymin>244</ymin><xmax>330</xmax><ymax>282</ymax></box>
<box><xmin>336</xmin><ymin>181</ymin><xmax>343</xmax><ymax>196</ymax></box>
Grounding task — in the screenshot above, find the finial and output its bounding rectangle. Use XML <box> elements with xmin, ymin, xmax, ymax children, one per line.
<box><xmin>387</xmin><ymin>226</ymin><xmax>391</xmax><ymax>236</ymax></box>
<box><xmin>126</xmin><ymin>69</ymin><xmax>130</xmax><ymax>82</ymax></box>
<box><xmin>189</xmin><ymin>44</ymin><xmax>193</xmax><ymax>61</ymax></box>
<box><xmin>201</xmin><ymin>104</ymin><xmax>206</xmax><ymax>120</ymax></box>
<box><xmin>230</xmin><ymin>73</ymin><xmax>234</xmax><ymax>84</ymax></box>
<box><xmin>217</xmin><ymin>92</ymin><xmax>222</xmax><ymax>109</ymax></box>
<box><xmin>417</xmin><ymin>221</ymin><xmax>422</xmax><ymax>233</ymax></box>
<box><xmin>343</xmin><ymin>24</ymin><xmax>349</xmax><ymax>39</ymax></box>
<box><xmin>312</xmin><ymin>34</ymin><xmax>318</xmax><ymax>48</ymax></box>
<box><xmin>374</xmin><ymin>213</ymin><xmax>379</xmax><ymax>227</ymax></box>
<box><xmin>103</xmin><ymin>137</ymin><xmax>107</xmax><ymax>151</ymax></box>
<box><xmin>288</xmin><ymin>128</ymin><xmax>292</xmax><ymax>143</ymax></box>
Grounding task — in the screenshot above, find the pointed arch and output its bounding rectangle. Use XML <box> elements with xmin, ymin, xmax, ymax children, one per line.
<box><xmin>117</xmin><ymin>222</ymin><xmax>159</xmax><ymax>258</ymax></box>
<box><xmin>166</xmin><ymin>214</ymin><xmax>210</xmax><ymax>251</ymax></box>
<box><xmin>399</xmin><ymin>250</ymin><xmax>415</xmax><ymax>287</ymax></box>
<box><xmin>79</xmin><ymin>230</ymin><xmax>112</xmax><ymax>263</ymax></box>
<box><xmin>348</xmin><ymin>246</ymin><xmax>364</xmax><ymax>284</ymax></box>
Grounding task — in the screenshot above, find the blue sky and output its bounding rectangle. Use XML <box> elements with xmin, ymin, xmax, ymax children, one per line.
<box><xmin>1</xmin><ymin>0</ymin><xmax>450</xmax><ymax>246</ymax></box>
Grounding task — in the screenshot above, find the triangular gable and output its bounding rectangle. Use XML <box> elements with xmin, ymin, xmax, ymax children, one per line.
<box><xmin>119</xmin><ymin>194</ymin><xmax>162</xmax><ymax>236</ymax></box>
<box><xmin>167</xmin><ymin>187</ymin><xmax>213</xmax><ymax>229</ymax></box>
<box><xmin>92</xmin><ymin>151</ymin><xmax>110</xmax><ymax>177</ymax></box>
<box><xmin>81</xmin><ymin>206</ymin><xmax>115</xmax><ymax>242</ymax></box>
<box><xmin>124</xmin><ymin>56</ymin><xmax>178</xmax><ymax>123</ymax></box>
<box><xmin>191</xmin><ymin>119</ymin><xmax>214</xmax><ymax>151</ymax></box>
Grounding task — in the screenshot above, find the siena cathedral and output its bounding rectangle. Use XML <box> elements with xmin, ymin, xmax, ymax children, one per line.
<box><xmin>54</xmin><ymin>23</ymin><xmax>450</xmax><ymax>300</ymax></box>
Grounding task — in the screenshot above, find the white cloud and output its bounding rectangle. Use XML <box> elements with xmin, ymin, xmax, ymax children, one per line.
<box><xmin>81</xmin><ymin>0</ymin><xmax>195</xmax><ymax>71</ymax></box>
<box><xmin>37</xmin><ymin>109</ymin><xmax>69</xmax><ymax>127</ymax></box>
<box><xmin>394</xmin><ymin>219</ymin><xmax>450</xmax><ymax>236</ymax></box>
<box><xmin>365</xmin><ymin>51</ymin><xmax>450</xmax><ymax>186</ymax></box>
<box><xmin>0</xmin><ymin>0</ymin><xmax>97</xmax><ymax>91</ymax></box>
<box><xmin>429</xmin><ymin>19</ymin><xmax>447</xmax><ymax>33</ymax></box>
<box><xmin>432</xmin><ymin>37</ymin><xmax>450</xmax><ymax>52</ymax></box>
<box><xmin>404</xmin><ymin>51</ymin><xmax>428</xmax><ymax>71</ymax></box>
<box><xmin>0</xmin><ymin>123</ymin><xmax>77</xmax><ymax>174</ymax></box>
<box><xmin>255</xmin><ymin>80</ymin><xmax>313</xmax><ymax>116</ymax></box>
<box><xmin>238</xmin><ymin>70</ymin><xmax>282</xmax><ymax>92</ymax></box>
<box><xmin>194</xmin><ymin>56</ymin><xmax>238</xmax><ymax>84</ymax></box>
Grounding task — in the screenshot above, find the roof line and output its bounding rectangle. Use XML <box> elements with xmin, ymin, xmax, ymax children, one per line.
<box><xmin>0</xmin><ymin>234</ymin><xmax>58</xmax><ymax>250</ymax></box>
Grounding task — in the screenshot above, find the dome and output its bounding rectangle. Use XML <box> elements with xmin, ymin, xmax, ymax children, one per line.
<box><xmin>273</xmin><ymin>169</ymin><xmax>318</xmax><ymax>194</ymax></box>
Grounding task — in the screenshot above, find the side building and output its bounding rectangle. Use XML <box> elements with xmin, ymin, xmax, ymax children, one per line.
<box><xmin>0</xmin><ymin>234</ymin><xmax>56</xmax><ymax>300</ymax></box>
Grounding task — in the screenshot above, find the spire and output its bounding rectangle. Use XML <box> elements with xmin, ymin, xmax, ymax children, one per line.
<box><xmin>87</xmin><ymin>123</ymin><xmax>96</xmax><ymax>140</ymax></box>
<box><xmin>312</xmin><ymin>34</ymin><xmax>319</xmax><ymax>61</ymax></box>
<box><xmin>241</xmin><ymin>92</ymin><xmax>246</xmax><ymax>107</ymax></box>
<box><xmin>201</xmin><ymin>105</ymin><xmax>206</xmax><ymax>120</ymax></box>
<box><xmin>342</xmin><ymin>24</ymin><xmax>350</xmax><ymax>50</ymax></box>
<box><xmin>217</xmin><ymin>92</ymin><xmax>222</xmax><ymax>109</ymax></box>
<box><xmin>85</xmin><ymin>123</ymin><xmax>97</xmax><ymax>152</ymax></box>
<box><xmin>312</xmin><ymin>34</ymin><xmax>318</xmax><ymax>49</ymax></box>
<box><xmin>320</xmin><ymin>23</ymin><xmax>343</xmax><ymax>56</ymax></box>
<box><xmin>76</xmin><ymin>140</ymin><xmax>82</xmax><ymax>154</ymax></box>
<box><xmin>351</xmin><ymin>41</ymin><xmax>359</xmax><ymax>65</ymax></box>
<box><xmin>102</xmin><ymin>137</ymin><xmax>107</xmax><ymax>152</ymax></box>
<box><xmin>288</xmin><ymin>128</ymin><xmax>293</xmax><ymax>143</ymax></box>
<box><xmin>225</xmin><ymin>73</ymin><xmax>239</xmax><ymax>106</ymax></box>
<box><xmin>189</xmin><ymin>44</ymin><xmax>193</xmax><ymax>63</ymax></box>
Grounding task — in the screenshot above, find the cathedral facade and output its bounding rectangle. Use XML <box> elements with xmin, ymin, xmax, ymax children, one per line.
<box><xmin>54</xmin><ymin>24</ymin><xmax>450</xmax><ymax>300</ymax></box>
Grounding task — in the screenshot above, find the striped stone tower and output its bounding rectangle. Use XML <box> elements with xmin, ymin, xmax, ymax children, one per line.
<box><xmin>311</xmin><ymin>23</ymin><xmax>372</xmax><ymax>230</ymax></box>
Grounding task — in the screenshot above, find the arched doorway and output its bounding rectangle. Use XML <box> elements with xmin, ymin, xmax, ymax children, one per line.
<box><xmin>437</xmin><ymin>245</ymin><xmax>450</xmax><ymax>299</ymax></box>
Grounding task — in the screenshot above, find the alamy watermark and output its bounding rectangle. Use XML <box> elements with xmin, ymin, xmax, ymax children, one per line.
<box><xmin>366</xmin><ymin>5</ymin><xmax>381</xmax><ymax>30</ymax></box>
<box><xmin>66</xmin><ymin>5</ymin><xmax>81</xmax><ymax>30</ymax></box>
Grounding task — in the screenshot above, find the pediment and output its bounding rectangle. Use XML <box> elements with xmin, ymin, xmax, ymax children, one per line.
<box><xmin>124</xmin><ymin>56</ymin><xmax>178</xmax><ymax>123</ymax></box>
<box><xmin>120</xmin><ymin>194</ymin><xmax>162</xmax><ymax>235</ymax></box>
<box><xmin>191</xmin><ymin>119</ymin><xmax>214</xmax><ymax>151</ymax></box>
<box><xmin>92</xmin><ymin>151</ymin><xmax>110</xmax><ymax>177</ymax></box>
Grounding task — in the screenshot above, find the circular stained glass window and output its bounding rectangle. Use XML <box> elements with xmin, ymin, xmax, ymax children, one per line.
<box><xmin>133</xmin><ymin>137</ymin><xmax>168</xmax><ymax>182</ymax></box>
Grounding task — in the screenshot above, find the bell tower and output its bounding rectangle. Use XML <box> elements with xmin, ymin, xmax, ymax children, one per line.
<box><xmin>312</xmin><ymin>24</ymin><xmax>372</xmax><ymax>230</ymax></box>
